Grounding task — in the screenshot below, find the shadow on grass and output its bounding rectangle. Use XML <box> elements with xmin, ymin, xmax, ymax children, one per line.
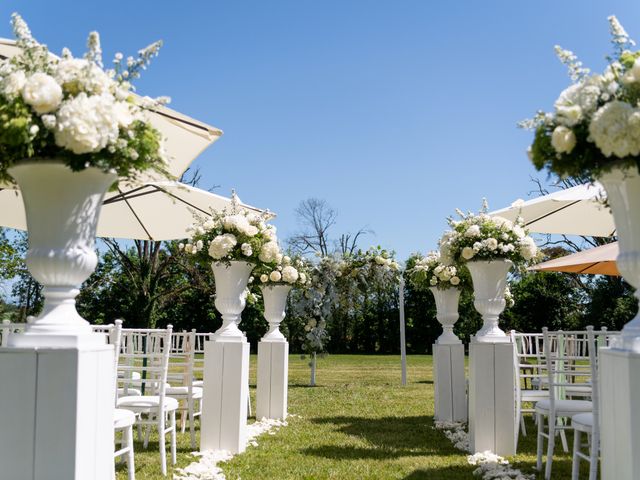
<box><xmin>302</xmin><ymin>415</ymin><xmax>462</xmax><ymax>460</ymax></box>
<box><xmin>415</xmin><ymin>380</ymin><xmax>434</xmax><ymax>385</ymax></box>
<box><xmin>402</xmin><ymin>465</ymin><xmax>476</xmax><ymax>479</ymax></box>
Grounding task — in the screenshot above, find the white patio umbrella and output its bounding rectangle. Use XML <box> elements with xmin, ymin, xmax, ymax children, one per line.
<box><xmin>0</xmin><ymin>182</ymin><xmax>269</xmax><ymax>240</ymax></box>
<box><xmin>0</xmin><ymin>38</ymin><xmax>223</xmax><ymax>181</ymax></box>
<box><xmin>529</xmin><ymin>242</ymin><xmax>620</xmax><ymax>276</ymax></box>
<box><xmin>490</xmin><ymin>182</ymin><xmax>615</xmax><ymax>237</ymax></box>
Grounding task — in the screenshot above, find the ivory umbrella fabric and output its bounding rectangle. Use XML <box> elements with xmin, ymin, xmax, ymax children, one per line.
<box><xmin>490</xmin><ymin>182</ymin><xmax>615</xmax><ymax>238</ymax></box>
<box><xmin>0</xmin><ymin>182</ymin><xmax>268</xmax><ymax>241</ymax></box>
<box><xmin>529</xmin><ymin>242</ymin><xmax>619</xmax><ymax>276</ymax></box>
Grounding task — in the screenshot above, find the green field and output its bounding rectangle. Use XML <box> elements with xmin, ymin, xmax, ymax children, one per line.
<box><xmin>118</xmin><ymin>355</ymin><xmax>581</xmax><ymax>479</ymax></box>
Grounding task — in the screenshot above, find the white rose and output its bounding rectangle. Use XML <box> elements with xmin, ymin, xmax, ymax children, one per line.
<box><xmin>22</xmin><ymin>73</ymin><xmax>63</xmax><ymax>114</ymax></box>
<box><xmin>309</xmin><ymin>319</ymin><xmax>317</xmax><ymax>328</ymax></box>
<box><xmin>282</xmin><ymin>265</ymin><xmax>299</xmax><ymax>284</ymax></box>
<box><xmin>485</xmin><ymin>238</ymin><xmax>498</xmax><ymax>251</ymax></box>
<box><xmin>269</xmin><ymin>270</ymin><xmax>282</xmax><ymax>282</ymax></box>
<box><xmin>260</xmin><ymin>274</ymin><xmax>269</xmax><ymax>283</ymax></box>
<box><xmin>429</xmin><ymin>277</ymin><xmax>438</xmax><ymax>286</ymax></box>
<box><xmin>241</xmin><ymin>243</ymin><xmax>253</xmax><ymax>257</ymax></box>
<box><xmin>450</xmin><ymin>276</ymin><xmax>460</xmax><ymax>286</ymax></box>
<box><xmin>299</xmin><ymin>272</ymin><xmax>307</xmax><ymax>284</ymax></box>
<box><xmin>461</xmin><ymin>247</ymin><xmax>475</xmax><ymax>260</ymax></box>
<box><xmin>551</xmin><ymin>126</ymin><xmax>577</xmax><ymax>154</ymax></box>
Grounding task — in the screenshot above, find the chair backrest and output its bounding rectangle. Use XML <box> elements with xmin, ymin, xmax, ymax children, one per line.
<box><xmin>119</xmin><ymin>326</ymin><xmax>173</xmax><ymax>399</ymax></box>
<box><xmin>510</xmin><ymin>331</ymin><xmax>547</xmax><ymax>397</ymax></box>
<box><xmin>167</xmin><ymin>330</ymin><xmax>196</xmax><ymax>389</ymax></box>
<box><xmin>0</xmin><ymin>320</ymin><xmax>25</xmax><ymax>346</ymax></box>
<box><xmin>193</xmin><ymin>330</ymin><xmax>212</xmax><ymax>383</ymax></box>
<box><xmin>542</xmin><ymin>328</ymin><xmax>594</xmax><ymax>410</ymax></box>
<box><xmin>91</xmin><ymin>320</ymin><xmax>124</xmax><ymax>403</ymax></box>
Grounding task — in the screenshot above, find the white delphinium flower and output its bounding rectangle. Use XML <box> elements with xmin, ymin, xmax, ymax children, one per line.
<box><xmin>259</xmin><ymin>241</ymin><xmax>281</xmax><ymax>263</ymax></box>
<box><xmin>208</xmin><ymin>233</ymin><xmax>238</xmax><ymax>260</ymax></box>
<box><xmin>269</xmin><ymin>270</ymin><xmax>282</xmax><ymax>282</ymax></box>
<box><xmin>282</xmin><ymin>266</ymin><xmax>299</xmax><ymax>284</ymax></box>
<box><xmin>241</xmin><ymin>243</ymin><xmax>253</xmax><ymax>257</ymax></box>
<box><xmin>589</xmin><ymin>101</ymin><xmax>640</xmax><ymax>157</ymax></box>
<box><xmin>54</xmin><ymin>93</ymin><xmax>120</xmax><ymax>154</ymax></box>
<box><xmin>608</xmin><ymin>15</ymin><xmax>636</xmax><ymax>55</ymax></box>
<box><xmin>22</xmin><ymin>73</ymin><xmax>63</xmax><ymax>114</ymax></box>
<box><xmin>554</xmin><ymin>45</ymin><xmax>590</xmax><ymax>82</ymax></box>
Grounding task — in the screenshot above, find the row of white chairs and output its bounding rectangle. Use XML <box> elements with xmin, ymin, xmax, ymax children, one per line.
<box><xmin>511</xmin><ymin>327</ymin><xmax>618</xmax><ymax>480</ymax></box>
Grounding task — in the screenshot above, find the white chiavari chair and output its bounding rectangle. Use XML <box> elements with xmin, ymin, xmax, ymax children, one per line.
<box><xmin>536</xmin><ymin>328</ymin><xmax>594</xmax><ymax>480</ymax></box>
<box><xmin>571</xmin><ymin>327</ymin><xmax>620</xmax><ymax>480</ymax></box>
<box><xmin>0</xmin><ymin>319</ymin><xmax>24</xmax><ymax>346</ymax></box>
<box><xmin>166</xmin><ymin>330</ymin><xmax>202</xmax><ymax>449</ymax></box>
<box><xmin>117</xmin><ymin>326</ymin><xmax>177</xmax><ymax>476</ymax></box>
<box><xmin>511</xmin><ymin>331</ymin><xmax>549</xmax><ymax>439</ymax></box>
<box><xmin>192</xmin><ymin>330</ymin><xmax>211</xmax><ymax>388</ymax></box>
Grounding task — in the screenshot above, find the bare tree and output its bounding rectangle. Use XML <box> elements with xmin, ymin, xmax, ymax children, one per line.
<box><xmin>337</xmin><ymin>229</ymin><xmax>370</xmax><ymax>256</ymax></box>
<box><xmin>288</xmin><ymin>199</ymin><xmax>337</xmax><ymax>255</ymax></box>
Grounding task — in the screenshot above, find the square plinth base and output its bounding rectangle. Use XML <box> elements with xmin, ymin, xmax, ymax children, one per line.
<box><xmin>468</xmin><ymin>340</ymin><xmax>517</xmax><ymax>456</ymax></box>
<box><xmin>433</xmin><ymin>343</ymin><xmax>467</xmax><ymax>422</ymax></box>
<box><xmin>201</xmin><ymin>338</ymin><xmax>250</xmax><ymax>454</ymax></box>
<box><xmin>600</xmin><ymin>348</ymin><xmax>640</xmax><ymax>480</ymax></box>
<box><xmin>256</xmin><ymin>341</ymin><xmax>289</xmax><ymax>420</ymax></box>
<box><xmin>0</xmin><ymin>344</ymin><xmax>115</xmax><ymax>480</ymax></box>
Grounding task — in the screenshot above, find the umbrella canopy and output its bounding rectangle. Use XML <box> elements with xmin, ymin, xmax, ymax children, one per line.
<box><xmin>0</xmin><ymin>38</ymin><xmax>223</xmax><ymax>181</ymax></box>
<box><xmin>490</xmin><ymin>183</ymin><xmax>615</xmax><ymax>237</ymax></box>
<box><xmin>529</xmin><ymin>242</ymin><xmax>619</xmax><ymax>276</ymax></box>
<box><xmin>0</xmin><ymin>182</ymin><xmax>270</xmax><ymax>241</ymax></box>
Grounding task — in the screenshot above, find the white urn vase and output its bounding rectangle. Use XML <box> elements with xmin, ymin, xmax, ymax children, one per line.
<box><xmin>466</xmin><ymin>259</ymin><xmax>513</xmax><ymax>343</ymax></box>
<box><xmin>598</xmin><ymin>165</ymin><xmax>640</xmax><ymax>352</ymax></box>
<box><xmin>260</xmin><ymin>284</ymin><xmax>291</xmax><ymax>342</ymax></box>
<box><xmin>429</xmin><ymin>286</ymin><xmax>462</xmax><ymax>345</ymax></box>
<box><xmin>8</xmin><ymin>161</ymin><xmax>116</xmax><ymax>347</ymax></box>
<box><xmin>211</xmin><ymin>260</ymin><xmax>254</xmax><ymax>340</ymax></box>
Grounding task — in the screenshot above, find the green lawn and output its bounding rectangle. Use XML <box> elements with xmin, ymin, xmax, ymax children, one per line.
<box><xmin>118</xmin><ymin>355</ymin><xmax>582</xmax><ymax>479</ymax></box>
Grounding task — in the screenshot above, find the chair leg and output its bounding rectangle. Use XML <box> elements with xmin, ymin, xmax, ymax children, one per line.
<box><xmin>188</xmin><ymin>399</ymin><xmax>196</xmax><ymax>449</ymax></box>
<box><xmin>159</xmin><ymin>413</ymin><xmax>167</xmax><ymax>476</ymax></box>
<box><xmin>545</xmin><ymin>422</ymin><xmax>556</xmax><ymax>480</ymax></box>
<box><xmin>571</xmin><ymin>429</ymin><xmax>581</xmax><ymax>480</ymax></box>
<box><xmin>536</xmin><ymin>413</ymin><xmax>544</xmax><ymax>471</ymax></box>
<box><xmin>520</xmin><ymin>413</ymin><xmax>527</xmax><ymax>437</ymax></box>
<box><xmin>560</xmin><ymin>428</ymin><xmax>569</xmax><ymax>453</ymax></box>
<box><xmin>143</xmin><ymin>419</ymin><xmax>152</xmax><ymax>450</ymax></box>
<box><xmin>126</xmin><ymin>425</ymin><xmax>135</xmax><ymax>480</ymax></box>
<box><xmin>589</xmin><ymin>431</ymin><xmax>599</xmax><ymax>480</ymax></box>
<box><xmin>171</xmin><ymin>410</ymin><xmax>177</xmax><ymax>465</ymax></box>
<box><xmin>136</xmin><ymin>423</ymin><xmax>142</xmax><ymax>442</ymax></box>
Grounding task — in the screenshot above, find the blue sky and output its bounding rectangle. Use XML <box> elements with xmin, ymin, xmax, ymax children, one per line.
<box><xmin>1</xmin><ymin>0</ymin><xmax>639</xmax><ymax>262</ymax></box>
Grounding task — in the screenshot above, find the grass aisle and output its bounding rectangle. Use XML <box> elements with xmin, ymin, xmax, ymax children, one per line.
<box><xmin>119</xmin><ymin>355</ymin><xmax>578</xmax><ymax>479</ymax></box>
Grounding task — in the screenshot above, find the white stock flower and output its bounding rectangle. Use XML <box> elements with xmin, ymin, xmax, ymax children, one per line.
<box><xmin>54</xmin><ymin>93</ymin><xmax>120</xmax><ymax>154</ymax></box>
<box><xmin>269</xmin><ymin>270</ymin><xmax>282</xmax><ymax>282</ymax></box>
<box><xmin>589</xmin><ymin>101</ymin><xmax>640</xmax><ymax>157</ymax></box>
<box><xmin>208</xmin><ymin>233</ymin><xmax>237</xmax><ymax>260</ymax></box>
<box><xmin>282</xmin><ymin>265</ymin><xmax>299</xmax><ymax>284</ymax></box>
<box><xmin>259</xmin><ymin>241</ymin><xmax>281</xmax><ymax>263</ymax></box>
<box><xmin>551</xmin><ymin>126</ymin><xmax>577</xmax><ymax>154</ymax></box>
<box><xmin>22</xmin><ymin>73</ymin><xmax>63</xmax><ymax>114</ymax></box>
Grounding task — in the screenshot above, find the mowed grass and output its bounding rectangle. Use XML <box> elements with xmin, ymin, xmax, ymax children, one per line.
<box><xmin>118</xmin><ymin>355</ymin><xmax>581</xmax><ymax>479</ymax></box>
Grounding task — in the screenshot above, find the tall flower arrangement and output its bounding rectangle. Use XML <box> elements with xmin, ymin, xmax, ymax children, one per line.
<box><xmin>0</xmin><ymin>13</ymin><xmax>169</xmax><ymax>185</ymax></box>
<box><xmin>521</xmin><ymin>16</ymin><xmax>640</xmax><ymax>178</ymax></box>
<box><xmin>253</xmin><ymin>254</ymin><xmax>310</xmax><ymax>287</ymax></box>
<box><xmin>439</xmin><ymin>203</ymin><xmax>538</xmax><ymax>267</ymax></box>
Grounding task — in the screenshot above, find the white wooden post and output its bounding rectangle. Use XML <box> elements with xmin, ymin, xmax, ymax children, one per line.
<box><xmin>256</xmin><ymin>341</ymin><xmax>288</xmax><ymax>420</ymax></box>
<box><xmin>600</xmin><ymin>348</ymin><xmax>640</xmax><ymax>479</ymax></box>
<box><xmin>399</xmin><ymin>277</ymin><xmax>407</xmax><ymax>386</ymax></box>
<box><xmin>310</xmin><ymin>352</ymin><xmax>317</xmax><ymax>386</ymax></box>
<box><xmin>468</xmin><ymin>339</ymin><xmax>517</xmax><ymax>455</ymax></box>
<box><xmin>433</xmin><ymin>343</ymin><xmax>467</xmax><ymax>422</ymax></box>
<box><xmin>0</xmin><ymin>341</ymin><xmax>115</xmax><ymax>480</ymax></box>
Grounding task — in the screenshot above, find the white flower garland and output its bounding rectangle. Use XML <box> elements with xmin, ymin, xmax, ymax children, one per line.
<box><xmin>434</xmin><ymin>421</ymin><xmax>534</xmax><ymax>480</ymax></box>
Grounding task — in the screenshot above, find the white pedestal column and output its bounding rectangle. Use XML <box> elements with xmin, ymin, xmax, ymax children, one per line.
<box><xmin>0</xmin><ymin>343</ymin><xmax>115</xmax><ymax>480</ymax></box>
<box><xmin>256</xmin><ymin>340</ymin><xmax>288</xmax><ymax>420</ymax></box>
<box><xmin>600</xmin><ymin>348</ymin><xmax>640</xmax><ymax>479</ymax></box>
<box><xmin>468</xmin><ymin>340</ymin><xmax>517</xmax><ymax>455</ymax></box>
<box><xmin>201</xmin><ymin>337</ymin><xmax>250</xmax><ymax>453</ymax></box>
<box><xmin>433</xmin><ymin>343</ymin><xmax>467</xmax><ymax>422</ymax></box>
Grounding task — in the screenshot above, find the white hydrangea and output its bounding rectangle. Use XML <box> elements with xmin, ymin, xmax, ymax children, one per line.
<box><xmin>54</xmin><ymin>58</ymin><xmax>113</xmax><ymax>95</ymax></box>
<box><xmin>54</xmin><ymin>93</ymin><xmax>120</xmax><ymax>154</ymax></box>
<box><xmin>589</xmin><ymin>101</ymin><xmax>640</xmax><ymax>157</ymax></box>
<box><xmin>2</xmin><ymin>70</ymin><xmax>25</xmax><ymax>98</ymax></box>
<box><xmin>22</xmin><ymin>72</ymin><xmax>63</xmax><ymax>114</ymax></box>
<box><xmin>222</xmin><ymin>214</ymin><xmax>259</xmax><ymax>237</ymax></box>
<box><xmin>554</xmin><ymin>80</ymin><xmax>602</xmax><ymax>126</ymax></box>
<box><xmin>282</xmin><ymin>266</ymin><xmax>299</xmax><ymax>284</ymax></box>
<box><xmin>208</xmin><ymin>233</ymin><xmax>238</xmax><ymax>260</ymax></box>
<box><xmin>259</xmin><ymin>241</ymin><xmax>281</xmax><ymax>263</ymax></box>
